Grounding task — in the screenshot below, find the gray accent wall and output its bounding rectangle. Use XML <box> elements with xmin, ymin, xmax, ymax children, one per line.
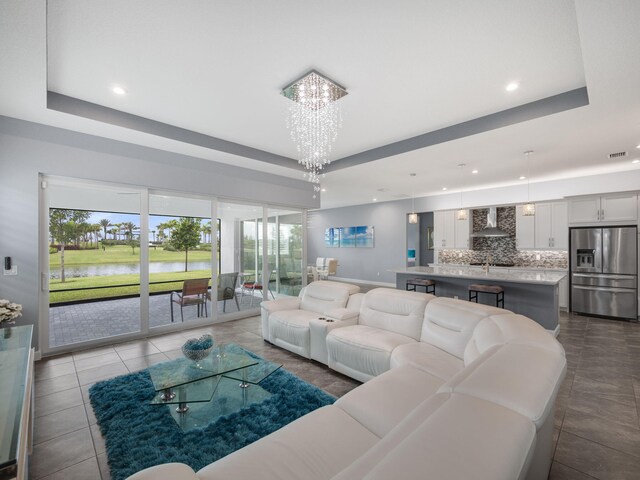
<box><xmin>307</xmin><ymin>201</ymin><xmax>411</xmax><ymax>285</ymax></box>
<box><xmin>0</xmin><ymin>116</ymin><xmax>318</xmax><ymax>351</ymax></box>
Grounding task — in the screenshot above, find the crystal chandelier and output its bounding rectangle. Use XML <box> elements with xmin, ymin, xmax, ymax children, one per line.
<box><xmin>282</xmin><ymin>70</ymin><xmax>347</xmax><ymax>194</ymax></box>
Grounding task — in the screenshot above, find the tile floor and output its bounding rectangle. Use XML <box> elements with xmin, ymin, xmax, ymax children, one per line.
<box><xmin>31</xmin><ymin>312</ymin><xmax>640</xmax><ymax>480</ymax></box>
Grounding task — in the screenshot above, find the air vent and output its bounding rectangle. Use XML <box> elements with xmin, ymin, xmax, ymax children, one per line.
<box><xmin>608</xmin><ymin>151</ymin><xmax>627</xmax><ymax>159</ymax></box>
<box><xmin>392</xmin><ymin>194</ymin><xmax>410</xmax><ymax>199</ymax></box>
<box><xmin>376</xmin><ymin>188</ymin><xmax>390</xmax><ymax>192</ymax></box>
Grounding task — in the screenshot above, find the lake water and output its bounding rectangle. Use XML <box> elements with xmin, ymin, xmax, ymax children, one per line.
<box><xmin>49</xmin><ymin>261</ymin><xmax>212</xmax><ymax>279</ymax></box>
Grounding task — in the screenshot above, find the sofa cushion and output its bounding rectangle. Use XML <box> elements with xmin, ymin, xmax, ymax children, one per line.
<box><xmin>333</xmin><ymin>393</ymin><xmax>535</xmax><ymax>480</ymax></box>
<box><xmin>327</xmin><ymin>325</ymin><xmax>417</xmax><ymax>381</ymax></box>
<box><xmin>359</xmin><ymin>288</ymin><xmax>433</xmax><ymax>340</ymax></box>
<box><xmin>390</xmin><ymin>342</ymin><xmax>464</xmax><ymax>381</ymax></box>
<box><xmin>300</xmin><ymin>282</ymin><xmax>354</xmax><ymax>314</ymax></box>
<box><xmin>269</xmin><ymin>309</ymin><xmax>320</xmax><ymax>358</ymax></box>
<box><xmin>464</xmin><ymin>313</ymin><xmax>565</xmax><ymax>365</ymax></box>
<box><xmin>421</xmin><ymin>297</ymin><xmax>509</xmax><ymax>359</ymax></box>
<box><xmin>335</xmin><ymin>365</ymin><xmax>444</xmax><ymax>438</ymax></box>
<box><xmin>197</xmin><ymin>405</ymin><xmax>378</xmax><ymax>480</ymax></box>
<box><xmin>440</xmin><ymin>343</ymin><xmax>567</xmax><ymax>429</ymax></box>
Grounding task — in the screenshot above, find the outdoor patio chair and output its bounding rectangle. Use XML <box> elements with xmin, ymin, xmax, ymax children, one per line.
<box><xmin>206</xmin><ymin>272</ymin><xmax>240</xmax><ymax>313</ymax></box>
<box><xmin>240</xmin><ymin>270</ymin><xmax>276</xmax><ymax>306</ymax></box>
<box><xmin>170</xmin><ymin>277</ymin><xmax>209</xmax><ymax>322</ymax></box>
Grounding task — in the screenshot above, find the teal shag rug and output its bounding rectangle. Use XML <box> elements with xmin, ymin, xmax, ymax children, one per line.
<box><xmin>89</xmin><ymin>348</ymin><xmax>335</xmax><ymax>480</ymax></box>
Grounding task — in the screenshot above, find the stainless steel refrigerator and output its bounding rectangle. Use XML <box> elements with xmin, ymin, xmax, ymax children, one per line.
<box><xmin>570</xmin><ymin>226</ymin><xmax>638</xmax><ymax>320</ymax></box>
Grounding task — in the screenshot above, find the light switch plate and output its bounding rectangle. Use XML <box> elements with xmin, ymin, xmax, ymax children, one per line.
<box><xmin>3</xmin><ymin>265</ymin><xmax>17</xmax><ymax>275</ymax></box>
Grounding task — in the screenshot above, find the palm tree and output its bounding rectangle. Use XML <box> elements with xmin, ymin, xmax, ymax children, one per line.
<box><xmin>92</xmin><ymin>224</ymin><xmax>102</xmax><ymax>249</ymax></box>
<box><xmin>201</xmin><ymin>221</ymin><xmax>211</xmax><ymax>243</ymax></box>
<box><xmin>99</xmin><ymin>219</ymin><xmax>111</xmax><ymax>242</ymax></box>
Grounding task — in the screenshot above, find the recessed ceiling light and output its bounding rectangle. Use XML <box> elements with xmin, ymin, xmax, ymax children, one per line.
<box><xmin>519</xmin><ymin>175</ymin><xmax>526</xmax><ymax>180</ymax></box>
<box><xmin>442</xmin><ymin>187</ymin><xmax>447</xmax><ymax>191</ymax></box>
<box><xmin>505</xmin><ymin>82</ymin><xmax>519</xmax><ymax>92</ymax></box>
<box><xmin>632</xmin><ymin>159</ymin><xmax>640</xmax><ymax>164</ymax></box>
<box><xmin>112</xmin><ymin>85</ymin><xmax>127</xmax><ymax>95</ymax></box>
<box><xmin>372</xmin><ymin>198</ymin><xmax>377</xmax><ymax>202</ymax></box>
<box><xmin>636</xmin><ymin>144</ymin><xmax>640</xmax><ymax>149</ymax></box>
<box><xmin>471</xmin><ymin>169</ymin><xmax>478</xmax><ymax>174</ymax></box>
<box><xmin>321</xmin><ymin>188</ymin><xmax>326</xmax><ymax>192</ymax></box>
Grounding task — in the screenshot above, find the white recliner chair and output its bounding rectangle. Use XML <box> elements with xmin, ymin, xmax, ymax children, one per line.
<box><xmin>262</xmin><ymin>281</ymin><xmax>361</xmax><ymax>359</ymax></box>
<box><xmin>326</xmin><ymin>288</ymin><xmax>435</xmax><ymax>382</ymax></box>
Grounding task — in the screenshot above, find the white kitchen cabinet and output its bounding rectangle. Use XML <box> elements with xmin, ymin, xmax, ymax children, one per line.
<box><xmin>551</xmin><ymin>202</ymin><xmax>569</xmax><ymax>249</ymax></box>
<box><xmin>569</xmin><ymin>193</ymin><xmax>637</xmax><ymax>225</ymax></box>
<box><xmin>454</xmin><ymin>210</ymin><xmax>471</xmax><ymax>249</ymax></box>
<box><xmin>517</xmin><ymin>202</ymin><xmax>567</xmax><ymax>250</ymax></box>
<box><xmin>515</xmin><ymin>205</ymin><xmax>535</xmax><ymax>249</ymax></box>
<box><xmin>534</xmin><ymin>202</ymin><xmax>567</xmax><ymax>250</ymax></box>
<box><xmin>434</xmin><ymin>210</ymin><xmax>462</xmax><ymax>249</ymax></box>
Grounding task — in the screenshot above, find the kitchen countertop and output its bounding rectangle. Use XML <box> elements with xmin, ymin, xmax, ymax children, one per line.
<box><xmin>395</xmin><ymin>266</ymin><xmax>567</xmax><ymax>285</ymax></box>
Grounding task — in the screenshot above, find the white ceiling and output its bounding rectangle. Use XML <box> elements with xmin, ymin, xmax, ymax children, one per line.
<box><xmin>1</xmin><ymin>0</ymin><xmax>640</xmax><ymax>209</ymax></box>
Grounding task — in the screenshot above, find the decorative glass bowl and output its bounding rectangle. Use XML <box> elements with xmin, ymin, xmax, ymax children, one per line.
<box><xmin>182</xmin><ymin>334</ymin><xmax>214</xmax><ymax>363</ymax></box>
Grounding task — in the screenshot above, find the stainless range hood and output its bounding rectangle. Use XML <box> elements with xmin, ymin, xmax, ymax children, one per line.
<box><xmin>471</xmin><ymin>207</ymin><xmax>510</xmax><ymax>238</ymax></box>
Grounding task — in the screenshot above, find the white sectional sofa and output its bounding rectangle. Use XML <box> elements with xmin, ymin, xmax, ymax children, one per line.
<box><xmin>128</xmin><ymin>282</ymin><xmax>566</xmax><ymax>480</ymax></box>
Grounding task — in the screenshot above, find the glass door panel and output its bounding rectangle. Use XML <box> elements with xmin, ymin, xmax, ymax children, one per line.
<box><xmin>269</xmin><ymin>208</ymin><xmax>304</xmax><ymax>298</ymax></box>
<box><xmin>220</xmin><ymin>201</ymin><xmax>265</xmax><ymax>315</ymax></box>
<box><xmin>47</xmin><ymin>182</ymin><xmax>141</xmax><ymax>348</ymax></box>
<box><xmin>148</xmin><ymin>194</ymin><xmax>214</xmax><ymax>328</ymax></box>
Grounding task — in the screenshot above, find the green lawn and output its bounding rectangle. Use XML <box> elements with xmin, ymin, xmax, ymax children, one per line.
<box><xmin>49</xmin><ymin>270</ymin><xmax>212</xmax><ymax>304</ymax></box>
<box><xmin>49</xmin><ymin>244</ymin><xmax>212</xmax><ymax>266</ymax></box>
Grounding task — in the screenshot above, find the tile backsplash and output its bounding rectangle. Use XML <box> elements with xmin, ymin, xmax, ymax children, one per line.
<box><xmin>438</xmin><ymin>206</ymin><xmax>568</xmax><ymax>269</ymax></box>
<box><xmin>438</xmin><ymin>248</ymin><xmax>568</xmax><ymax>269</ymax></box>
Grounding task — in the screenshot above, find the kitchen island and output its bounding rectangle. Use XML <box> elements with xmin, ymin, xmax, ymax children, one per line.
<box><xmin>395</xmin><ymin>266</ymin><xmax>567</xmax><ymax>332</ymax></box>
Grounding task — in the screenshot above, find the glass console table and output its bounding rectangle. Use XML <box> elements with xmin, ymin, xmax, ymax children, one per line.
<box><xmin>148</xmin><ymin>343</ymin><xmax>281</xmax><ymax>431</ymax></box>
<box><xmin>0</xmin><ymin>325</ymin><xmax>34</xmax><ymax>480</ymax></box>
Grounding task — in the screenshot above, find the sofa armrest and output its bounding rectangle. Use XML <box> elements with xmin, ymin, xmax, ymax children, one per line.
<box><xmin>126</xmin><ymin>463</ymin><xmax>199</xmax><ymax>480</ymax></box>
<box><xmin>260</xmin><ymin>297</ymin><xmax>302</xmax><ymax>341</ymax></box>
<box><xmin>309</xmin><ymin>317</ymin><xmax>359</xmax><ymax>364</ymax></box>
<box><xmin>261</xmin><ymin>297</ymin><xmax>301</xmax><ymax>314</ymax></box>
<box><xmin>324</xmin><ymin>307</ymin><xmax>360</xmax><ymax>322</ymax></box>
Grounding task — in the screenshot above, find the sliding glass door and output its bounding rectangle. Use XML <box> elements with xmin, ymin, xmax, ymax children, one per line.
<box><xmin>41</xmin><ymin>177</ymin><xmax>307</xmax><ymax>354</ymax></box>
<box><xmin>148</xmin><ymin>193</ymin><xmax>215</xmax><ymax>329</ymax></box>
<box><xmin>46</xmin><ymin>181</ymin><xmax>142</xmax><ymax>349</ymax></box>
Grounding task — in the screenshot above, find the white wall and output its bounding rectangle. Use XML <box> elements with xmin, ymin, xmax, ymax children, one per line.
<box><xmin>0</xmin><ymin>116</ymin><xmax>317</xmax><ymax>350</ymax></box>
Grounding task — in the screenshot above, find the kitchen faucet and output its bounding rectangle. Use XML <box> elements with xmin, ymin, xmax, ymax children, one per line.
<box><xmin>483</xmin><ymin>254</ymin><xmax>493</xmax><ymax>273</ymax></box>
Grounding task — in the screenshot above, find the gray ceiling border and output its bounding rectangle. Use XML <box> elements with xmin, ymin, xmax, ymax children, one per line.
<box><xmin>47</xmin><ymin>87</ymin><xmax>588</xmax><ymax>175</ymax></box>
<box><xmin>324</xmin><ymin>86</ymin><xmax>589</xmax><ymax>172</ymax></box>
<box><xmin>47</xmin><ymin>91</ymin><xmax>303</xmax><ymax>170</ymax></box>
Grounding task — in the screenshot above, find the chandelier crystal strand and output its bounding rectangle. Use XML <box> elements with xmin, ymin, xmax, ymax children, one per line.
<box><xmin>283</xmin><ymin>71</ymin><xmax>347</xmax><ymax>193</ymax></box>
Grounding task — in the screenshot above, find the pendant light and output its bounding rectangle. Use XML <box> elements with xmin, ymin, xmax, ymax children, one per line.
<box><xmin>456</xmin><ymin>163</ymin><xmax>468</xmax><ymax>220</ymax></box>
<box><xmin>522</xmin><ymin>150</ymin><xmax>535</xmax><ymax>216</ymax></box>
<box><xmin>408</xmin><ymin>173</ymin><xmax>418</xmax><ymax>224</ymax></box>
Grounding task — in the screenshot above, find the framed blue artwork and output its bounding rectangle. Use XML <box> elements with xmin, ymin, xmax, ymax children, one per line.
<box><xmin>355</xmin><ymin>226</ymin><xmax>374</xmax><ymax>248</ymax></box>
<box><xmin>324</xmin><ymin>227</ymin><xmax>340</xmax><ymax>247</ymax></box>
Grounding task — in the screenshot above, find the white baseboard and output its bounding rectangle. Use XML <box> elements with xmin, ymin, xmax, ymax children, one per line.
<box><xmin>331</xmin><ymin>277</ymin><xmax>396</xmax><ymax>288</ymax></box>
<box><xmin>548</xmin><ymin>325</ymin><xmax>560</xmax><ymax>337</ymax></box>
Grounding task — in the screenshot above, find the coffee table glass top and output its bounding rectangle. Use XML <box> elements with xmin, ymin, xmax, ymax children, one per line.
<box><xmin>148</xmin><ymin>343</ymin><xmax>283</xmax><ymax>431</ymax></box>
<box><xmin>169</xmin><ymin>377</ymin><xmax>273</xmax><ymax>431</ymax></box>
<box><xmin>149</xmin><ymin>376</ymin><xmax>221</xmax><ymax>405</ymax></box>
<box><xmin>147</xmin><ymin>344</ymin><xmax>258</xmax><ymax>391</ymax></box>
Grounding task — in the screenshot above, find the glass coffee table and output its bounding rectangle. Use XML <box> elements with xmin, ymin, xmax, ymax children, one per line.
<box><xmin>148</xmin><ymin>343</ymin><xmax>282</xmax><ymax>431</ymax></box>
